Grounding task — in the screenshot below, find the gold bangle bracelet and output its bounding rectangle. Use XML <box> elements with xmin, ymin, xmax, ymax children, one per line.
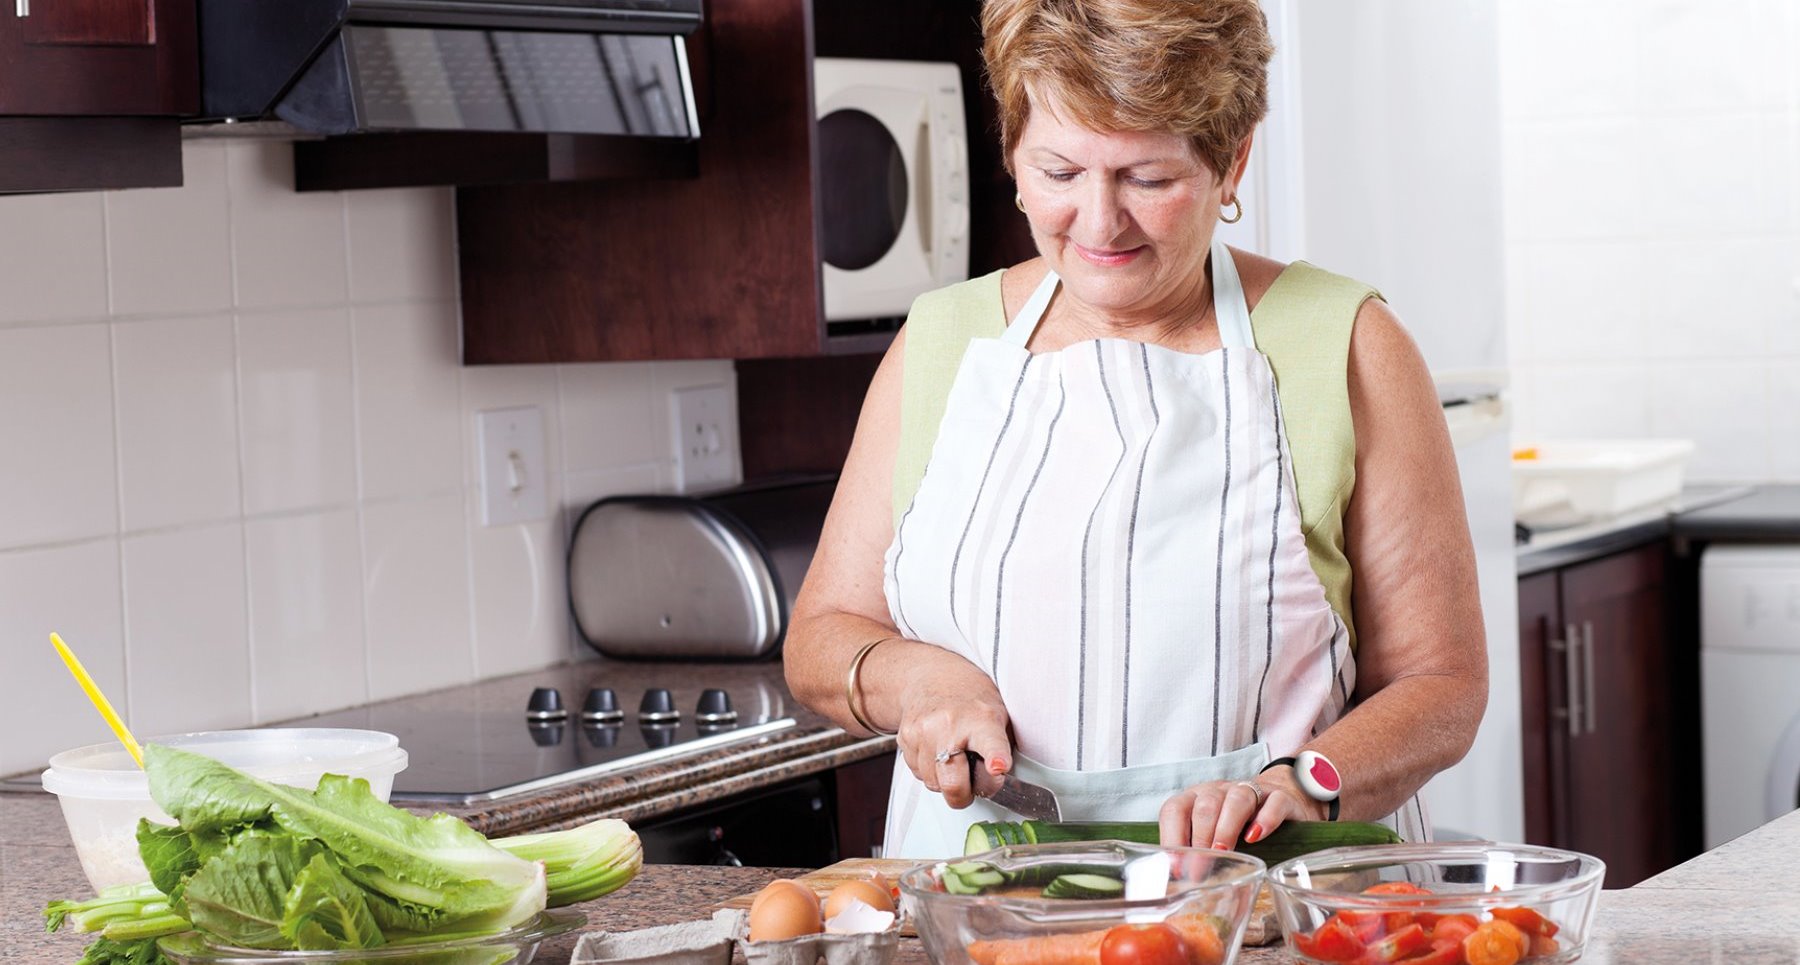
<box><xmin>845</xmin><ymin>636</ymin><xmax>898</xmax><ymax>736</ymax></box>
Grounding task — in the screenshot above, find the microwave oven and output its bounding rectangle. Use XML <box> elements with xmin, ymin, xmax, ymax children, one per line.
<box><xmin>814</xmin><ymin>58</ymin><xmax>971</xmax><ymax>325</ymax></box>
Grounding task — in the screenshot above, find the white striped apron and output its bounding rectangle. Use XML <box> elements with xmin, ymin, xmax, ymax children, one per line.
<box><xmin>880</xmin><ymin>238</ymin><xmax>1429</xmax><ymax>859</ymax></box>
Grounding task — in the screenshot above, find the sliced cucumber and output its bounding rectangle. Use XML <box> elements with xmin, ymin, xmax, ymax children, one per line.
<box><xmin>1041</xmin><ymin>873</ymin><xmax>1125</xmax><ymax>900</ymax></box>
<box><xmin>941</xmin><ymin>860</ymin><xmax>1006</xmax><ymax>895</ymax></box>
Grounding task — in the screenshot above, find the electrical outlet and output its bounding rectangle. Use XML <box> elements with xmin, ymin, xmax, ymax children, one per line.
<box><xmin>670</xmin><ymin>383</ymin><xmax>738</xmax><ymax>492</ymax></box>
<box><xmin>476</xmin><ymin>406</ymin><xmax>548</xmax><ymax>526</ymax></box>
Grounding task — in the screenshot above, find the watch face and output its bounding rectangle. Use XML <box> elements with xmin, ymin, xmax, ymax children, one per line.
<box><xmin>1296</xmin><ymin>749</ymin><xmax>1342</xmax><ymax>800</ymax></box>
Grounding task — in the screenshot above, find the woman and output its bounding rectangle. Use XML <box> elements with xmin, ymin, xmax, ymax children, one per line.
<box><xmin>786</xmin><ymin>0</ymin><xmax>1487</xmax><ymax>859</ymax></box>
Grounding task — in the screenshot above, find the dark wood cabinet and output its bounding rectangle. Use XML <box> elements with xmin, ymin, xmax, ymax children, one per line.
<box><xmin>1518</xmin><ymin>542</ymin><xmax>1699</xmax><ymax>887</ymax></box>
<box><xmin>832</xmin><ymin>752</ymin><xmax>895</xmax><ymax>860</ymax></box>
<box><xmin>0</xmin><ymin>0</ymin><xmax>195</xmax><ymax>192</ymax></box>
<box><xmin>0</xmin><ymin>0</ymin><xmax>197</xmax><ymax>116</ymax></box>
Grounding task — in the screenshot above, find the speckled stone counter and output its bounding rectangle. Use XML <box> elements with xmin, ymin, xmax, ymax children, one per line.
<box><xmin>10</xmin><ymin>785</ymin><xmax>1800</xmax><ymax>964</ymax></box>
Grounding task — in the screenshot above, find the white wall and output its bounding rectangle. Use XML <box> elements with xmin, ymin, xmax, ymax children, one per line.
<box><xmin>0</xmin><ymin>141</ymin><xmax>739</xmax><ymax>775</ymax></box>
<box><xmin>1501</xmin><ymin>0</ymin><xmax>1800</xmax><ymax>481</ymax></box>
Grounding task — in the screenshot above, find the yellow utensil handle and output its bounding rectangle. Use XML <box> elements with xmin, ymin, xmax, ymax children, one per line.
<box><xmin>50</xmin><ymin>632</ymin><xmax>144</xmax><ymax>768</ymax></box>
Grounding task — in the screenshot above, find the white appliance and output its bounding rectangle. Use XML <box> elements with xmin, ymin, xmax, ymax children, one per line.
<box><xmin>1242</xmin><ymin>0</ymin><xmax>1522</xmax><ymax>840</ymax></box>
<box><xmin>813</xmin><ymin>58</ymin><xmax>970</xmax><ymax>322</ymax></box>
<box><xmin>1701</xmin><ymin>546</ymin><xmax>1800</xmax><ymax>848</ymax></box>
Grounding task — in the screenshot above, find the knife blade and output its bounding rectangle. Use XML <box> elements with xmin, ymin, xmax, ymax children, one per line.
<box><xmin>967</xmin><ymin>751</ymin><xmax>1062</xmax><ymax>822</ymax></box>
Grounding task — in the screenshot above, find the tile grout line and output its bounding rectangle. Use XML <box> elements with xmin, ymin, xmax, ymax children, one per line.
<box><xmin>99</xmin><ymin>190</ymin><xmax>133</xmax><ymax>726</ymax></box>
<box><xmin>225</xmin><ymin>141</ymin><xmax>259</xmax><ymax>727</ymax></box>
<box><xmin>341</xmin><ymin>190</ymin><xmax>376</xmax><ymax>711</ymax></box>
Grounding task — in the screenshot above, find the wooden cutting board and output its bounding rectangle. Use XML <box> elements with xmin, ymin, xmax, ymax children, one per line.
<box><xmin>715</xmin><ymin>858</ymin><xmax>1281</xmax><ymax>945</ymax></box>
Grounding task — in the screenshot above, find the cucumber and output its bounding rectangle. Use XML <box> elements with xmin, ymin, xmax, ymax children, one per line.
<box><xmin>963</xmin><ymin>819</ymin><xmax>1402</xmax><ymax>866</ymax></box>
<box><xmin>1041</xmin><ymin>873</ymin><xmax>1125</xmax><ymax>900</ymax></box>
<box><xmin>941</xmin><ymin>860</ymin><xmax>1005</xmax><ymax>895</ymax></box>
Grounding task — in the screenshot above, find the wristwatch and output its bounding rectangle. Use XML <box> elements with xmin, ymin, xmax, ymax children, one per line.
<box><xmin>1261</xmin><ymin>750</ymin><xmax>1341</xmax><ymax>821</ymax></box>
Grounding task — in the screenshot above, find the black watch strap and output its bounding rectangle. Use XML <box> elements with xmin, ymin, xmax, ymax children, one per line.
<box><xmin>1260</xmin><ymin>755</ymin><xmax>1341</xmax><ymax>821</ymax></box>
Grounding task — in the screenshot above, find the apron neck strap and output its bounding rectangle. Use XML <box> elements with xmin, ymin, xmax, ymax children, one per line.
<box><xmin>1001</xmin><ymin>242</ymin><xmax>1256</xmax><ymax>351</ymax></box>
<box><xmin>1001</xmin><ymin>269</ymin><xmax>1061</xmax><ymax>347</ymax></box>
<box><xmin>1211</xmin><ymin>237</ymin><xmax>1256</xmax><ymax>351</ymax></box>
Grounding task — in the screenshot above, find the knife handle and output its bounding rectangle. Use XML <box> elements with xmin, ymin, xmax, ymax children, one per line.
<box><xmin>964</xmin><ymin>750</ymin><xmax>1002</xmax><ymax>792</ymax></box>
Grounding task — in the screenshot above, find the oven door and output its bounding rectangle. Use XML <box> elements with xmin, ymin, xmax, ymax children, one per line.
<box><xmin>635</xmin><ymin>776</ymin><xmax>838</xmax><ymax>867</ymax></box>
<box><xmin>815</xmin><ymin>58</ymin><xmax>969</xmax><ymax>324</ymax></box>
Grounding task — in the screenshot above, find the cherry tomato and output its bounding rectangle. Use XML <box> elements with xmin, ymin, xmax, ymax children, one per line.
<box><xmin>1099</xmin><ymin>922</ymin><xmax>1190</xmax><ymax>965</ymax></box>
<box><xmin>1293</xmin><ymin>916</ymin><xmax>1367</xmax><ymax>963</ymax></box>
<box><xmin>1336</xmin><ymin>909</ymin><xmax>1388</xmax><ymax>943</ymax></box>
<box><xmin>1395</xmin><ymin>938</ymin><xmax>1465</xmax><ymax>965</ymax></box>
<box><xmin>1429</xmin><ymin>913</ymin><xmax>1480</xmax><ymax>947</ymax></box>
<box><xmin>1527</xmin><ymin>933</ymin><xmax>1561</xmax><ymax>958</ymax></box>
<box><xmin>1363</xmin><ymin>882</ymin><xmax>1432</xmax><ymax>896</ymax></box>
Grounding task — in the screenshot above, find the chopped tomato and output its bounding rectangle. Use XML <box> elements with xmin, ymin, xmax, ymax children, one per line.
<box><xmin>1463</xmin><ymin>920</ymin><xmax>1528</xmax><ymax>965</ymax></box>
<box><xmin>1336</xmin><ymin>910</ymin><xmax>1388</xmax><ymax>943</ymax></box>
<box><xmin>1429</xmin><ymin>914</ymin><xmax>1480</xmax><ymax>947</ymax></box>
<box><xmin>1490</xmin><ymin>907</ymin><xmax>1558</xmax><ymax>938</ymax></box>
<box><xmin>1293</xmin><ymin>916</ymin><xmax>1367</xmax><ymax>962</ymax></box>
<box><xmin>1363</xmin><ymin>882</ymin><xmax>1432</xmax><ymax>896</ymax></box>
<box><xmin>1396</xmin><ymin>938</ymin><xmax>1466</xmax><ymax>965</ymax></box>
<box><xmin>1355</xmin><ymin>923</ymin><xmax>1427</xmax><ymax>964</ymax></box>
<box><xmin>1527</xmin><ymin>933</ymin><xmax>1560</xmax><ymax>958</ymax></box>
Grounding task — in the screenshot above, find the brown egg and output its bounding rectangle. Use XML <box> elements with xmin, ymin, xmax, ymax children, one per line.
<box><xmin>748</xmin><ymin>879</ymin><xmax>822</xmax><ymax>942</ymax></box>
<box><xmin>823</xmin><ymin>878</ymin><xmax>894</xmax><ymax>918</ymax></box>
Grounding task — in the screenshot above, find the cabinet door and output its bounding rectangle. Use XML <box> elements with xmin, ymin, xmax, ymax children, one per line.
<box><xmin>1516</xmin><ymin>570</ymin><xmax>1565</xmax><ymax>848</ymax></box>
<box><xmin>0</xmin><ymin>0</ymin><xmax>197</xmax><ymax>115</ymax></box>
<box><xmin>1559</xmin><ymin>544</ymin><xmax>1679</xmax><ymax>887</ymax></box>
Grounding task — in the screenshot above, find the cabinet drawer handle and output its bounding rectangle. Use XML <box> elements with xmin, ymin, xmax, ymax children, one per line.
<box><xmin>1581</xmin><ymin>620</ymin><xmax>1597</xmax><ymax>734</ymax></box>
<box><xmin>15</xmin><ymin>0</ymin><xmax>27</xmax><ymax>19</ymax></box>
<box><xmin>1549</xmin><ymin>624</ymin><xmax>1581</xmax><ymax>738</ymax></box>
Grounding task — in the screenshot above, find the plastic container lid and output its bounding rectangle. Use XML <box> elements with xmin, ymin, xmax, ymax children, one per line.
<box><xmin>42</xmin><ymin>728</ymin><xmax>404</xmax><ymax>800</ymax></box>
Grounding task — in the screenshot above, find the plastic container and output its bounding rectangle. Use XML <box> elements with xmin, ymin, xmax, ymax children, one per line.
<box><xmin>1512</xmin><ymin>439</ymin><xmax>1694</xmax><ymax>524</ymax></box>
<box><xmin>42</xmin><ymin>729</ymin><xmax>407</xmax><ymax>892</ymax></box>
<box><xmin>1266</xmin><ymin>842</ymin><xmax>1604</xmax><ymax>965</ymax></box>
<box><xmin>900</xmin><ymin>841</ymin><xmax>1265</xmax><ymax>965</ymax></box>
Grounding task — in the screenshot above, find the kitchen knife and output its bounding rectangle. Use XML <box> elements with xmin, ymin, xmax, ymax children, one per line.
<box><xmin>967</xmin><ymin>751</ymin><xmax>1062</xmax><ymax>822</ymax></box>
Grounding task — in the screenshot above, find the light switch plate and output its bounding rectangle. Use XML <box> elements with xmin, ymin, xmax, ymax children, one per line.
<box><xmin>669</xmin><ymin>383</ymin><xmax>738</xmax><ymax>492</ymax></box>
<box><xmin>477</xmin><ymin>406</ymin><xmax>548</xmax><ymax>526</ymax></box>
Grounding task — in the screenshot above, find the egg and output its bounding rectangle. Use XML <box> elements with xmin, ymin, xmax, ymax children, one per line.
<box><xmin>823</xmin><ymin>878</ymin><xmax>894</xmax><ymax>918</ymax></box>
<box><xmin>748</xmin><ymin>879</ymin><xmax>822</xmax><ymax>942</ymax></box>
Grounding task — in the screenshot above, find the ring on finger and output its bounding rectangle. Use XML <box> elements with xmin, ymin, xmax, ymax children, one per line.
<box><xmin>1234</xmin><ymin>780</ymin><xmax>1265</xmax><ymax>808</ymax></box>
<box><xmin>934</xmin><ymin>748</ymin><xmax>964</xmax><ymax>765</ymax></box>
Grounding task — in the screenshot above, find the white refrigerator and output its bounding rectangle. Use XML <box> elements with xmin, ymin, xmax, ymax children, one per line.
<box><xmin>1220</xmin><ymin>0</ymin><xmax>1523</xmax><ymax>842</ymax></box>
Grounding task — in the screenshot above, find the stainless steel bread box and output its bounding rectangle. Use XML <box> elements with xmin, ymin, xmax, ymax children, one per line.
<box><xmin>567</xmin><ymin>474</ymin><xmax>835</xmax><ymax>660</ymax></box>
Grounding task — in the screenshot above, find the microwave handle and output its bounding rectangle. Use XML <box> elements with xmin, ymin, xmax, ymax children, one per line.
<box><xmin>914</xmin><ymin>113</ymin><xmax>934</xmax><ymax>257</ymax></box>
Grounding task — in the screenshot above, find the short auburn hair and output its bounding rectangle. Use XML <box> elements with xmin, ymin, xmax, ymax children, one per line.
<box><xmin>980</xmin><ymin>0</ymin><xmax>1273</xmax><ymax>181</ymax></box>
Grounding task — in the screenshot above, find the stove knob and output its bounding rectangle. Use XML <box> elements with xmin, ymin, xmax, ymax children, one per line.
<box><xmin>638</xmin><ymin>688</ymin><xmax>680</xmax><ymax>724</ymax></box>
<box><xmin>582</xmin><ymin>687</ymin><xmax>625</xmax><ymax>724</ymax></box>
<box><xmin>528</xmin><ymin>722</ymin><xmax>565</xmax><ymax>747</ymax></box>
<box><xmin>526</xmin><ymin>687</ymin><xmax>568</xmax><ymax>722</ymax></box>
<box><xmin>695</xmin><ymin>688</ymin><xmax>738</xmax><ymax>726</ymax></box>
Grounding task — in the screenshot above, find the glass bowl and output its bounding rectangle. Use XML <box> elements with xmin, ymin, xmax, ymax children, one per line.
<box><xmin>1266</xmin><ymin>843</ymin><xmax>1604</xmax><ymax>965</ymax></box>
<box><xmin>899</xmin><ymin>840</ymin><xmax>1266</xmax><ymax>965</ymax></box>
<box><xmin>155</xmin><ymin>909</ymin><xmax>583</xmax><ymax>965</ymax></box>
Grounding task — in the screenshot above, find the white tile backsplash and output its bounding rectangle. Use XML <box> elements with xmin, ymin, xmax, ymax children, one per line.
<box><xmin>0</xmin><ymin>143</ymin><xmax>735</xmax><ymax>776</ymax></box>
<box><xmin>227</xmin><ymin>143</ymin><xmax>349</xmax><ymax>310</ymax></box>
<box><xmin>362</xmin><ymin>495</ymin><xmax>474</xmax><ymax>701</ymax></box>
<box><xmin>346</xmin><ymin>188</ymin><xmax>458</xmax><ymax>303</ymax></box>
<box><xmin>106</xmin><ymin>143</ymin><xmax>233</xmax><ymax>318</ymax></box>
<box><xmin>1504</xmin><ymin>0</ymin><xmax>1800</xmax><ymax>484</ymax></box>
<box><xmin>0</xmin><ymin>192</ymin><xmax>108</xmax><ymax>325</ymax></box>
<box><xmin>122</xmin><ymin>524</ymin><xmax>251</xmax><ymax>737</ymax></box>
<box><xmin>0</xmin><ymin>325</ymin><xmax>117</xmax><ymax>550</ymax></box>
<box><xmin>247</xmin><ymin>510</ymin><xmax>367</xmax><ymax>722</ymax></box>
<box><xmin>113</xmin><ymin>315</ymin><xmax>241</xmax><ymax>531</ymax></box>
<box><xmin>353</xmin><ymin>302</ymin><xmax>463</xmax><ymax>501</ymax></box>
<box><xmin>237</xmin><ymin>308</ymin><xmax>358</xmax><ymax>515</ymax></box>
<box><xmin>0</xmin><ymin>540</ymin><xmax>125</xmax><ymax>770</ymax></box>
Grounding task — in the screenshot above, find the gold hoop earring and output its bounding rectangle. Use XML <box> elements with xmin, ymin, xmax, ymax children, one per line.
<box><xmin>1220</xmin><ymin>197</ymin><xmax>1243</xmax><ymax>224</ymax></box>
<box><xmin>1015</xmin><ymin>193</ymin><xmax>1026</xmax><ymax>213</ymax></box>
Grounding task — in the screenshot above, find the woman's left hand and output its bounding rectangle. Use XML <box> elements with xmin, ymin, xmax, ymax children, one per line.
<box><xmin>1158</xmin><ymin>768</ymin><xmax>1325</xmax><ymax>850</ymax></box>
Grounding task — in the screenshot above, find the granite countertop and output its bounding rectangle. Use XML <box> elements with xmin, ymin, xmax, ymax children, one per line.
<box><xmin>10</xmin><ymin>783</ymin><xmax>1800</xmax><ymax>964</ymax></box>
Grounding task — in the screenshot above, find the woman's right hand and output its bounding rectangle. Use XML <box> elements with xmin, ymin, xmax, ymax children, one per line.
<box><xmin>894</xmin><ymin>646</ymin><xmax>1014</xmax><ymax>809</ymax></box>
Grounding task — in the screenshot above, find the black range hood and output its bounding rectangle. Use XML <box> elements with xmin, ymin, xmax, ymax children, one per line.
<box><xmin>196</xmin><ymin>0</ymin><xmax>703</xmax><ymax>139</ymax></box>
